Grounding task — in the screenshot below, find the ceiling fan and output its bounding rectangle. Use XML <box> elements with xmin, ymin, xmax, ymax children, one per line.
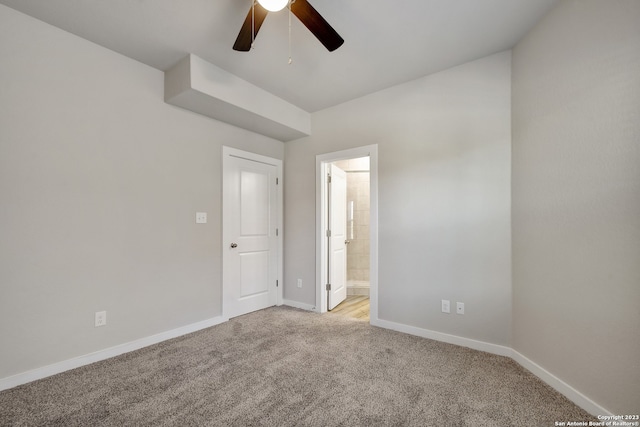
<box><xmin>233</xmin><ymin>0</ymin><xmax>344</xmax><ymax>52</ymax></box>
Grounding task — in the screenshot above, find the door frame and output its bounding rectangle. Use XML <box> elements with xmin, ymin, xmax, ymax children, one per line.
<box><xmin>222</xmin><ymin>146</ymin><xmax>283</xmax><ymax>319</ymax></box>
<box><xmin>316</xmin><ymin>144</ymin><xmax>378</xmax><ymax>322</ymax></box>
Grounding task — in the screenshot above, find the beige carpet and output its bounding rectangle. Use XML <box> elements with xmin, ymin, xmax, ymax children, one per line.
<box><xmin>1</xmin><ymin>306</ymin><xmax>594</xmax><ymax>426</ymax></box>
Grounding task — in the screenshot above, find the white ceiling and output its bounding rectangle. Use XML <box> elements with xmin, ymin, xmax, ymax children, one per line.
<box><xmin>0</xmin><ymin>0</ymin><xmax>558</xmax><ymax>112</ymax></box>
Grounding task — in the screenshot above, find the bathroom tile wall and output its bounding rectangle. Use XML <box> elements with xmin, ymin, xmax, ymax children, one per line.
<box><xmin>347</xmin><ymin>171</ymin><xmax>370</xmax><ymax>283</ymax></box>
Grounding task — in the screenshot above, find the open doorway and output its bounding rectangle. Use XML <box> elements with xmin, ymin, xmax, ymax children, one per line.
<box><xmin>330</xmin><ymin>157</ymin><xmax>370</xmax><ymax>320</ymax></box>
<box><xmin>316</xmin><ymin>145</ymin><xmax>378</xmax><ymax>323</ymax></box>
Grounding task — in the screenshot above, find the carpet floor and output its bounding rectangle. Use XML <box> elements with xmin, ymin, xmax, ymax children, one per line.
<box><xmin>1</xmin><ymin>306</ymin><xmax>594</xmax><ymax>426</ymax></box>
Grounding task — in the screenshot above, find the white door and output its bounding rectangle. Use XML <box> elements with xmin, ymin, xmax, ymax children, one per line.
<box><xmin>328</xmin><ymin>164</ymin><xmax>347</xmax><ymax>310</ymax></box>
<box><xmin>223</xmin><ymin>148</ymin><xmax>280</xmax><ymax>319</ymax></box>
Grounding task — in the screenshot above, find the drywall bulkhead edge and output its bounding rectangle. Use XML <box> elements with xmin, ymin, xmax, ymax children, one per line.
<box><xmin>164</xmin><ymin>54</ymin><xmax>311</xmax><ymax>142</ymax></box>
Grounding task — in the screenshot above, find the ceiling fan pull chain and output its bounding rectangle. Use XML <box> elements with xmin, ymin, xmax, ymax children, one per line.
<box><xmin>251</xmin><ymin>0</ymin><xmax>255</xmax><ymax>49</ymax></box>
<box><xmin>288</xmin><ymin>0</ymin><xmax>293</xmax><ymax>64</ymax></box>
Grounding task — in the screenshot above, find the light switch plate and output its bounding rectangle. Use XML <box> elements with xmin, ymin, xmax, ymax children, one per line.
<box><xmin>95</xmin><ymin>311</ymin><xmax>107</xmax><ymax>327</ymax></box>
<box><xmin>196</xmin><ymin>212</ymin><xmax>207</xmax><ymax>224</ymax></box>
<box><xmin>441</xmin><ymin>299</ymin><xmax>450</xmax><ymax>314</ymax></box>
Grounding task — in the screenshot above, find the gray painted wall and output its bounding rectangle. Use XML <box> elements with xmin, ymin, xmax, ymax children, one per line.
<box><xmin>285</xmin><ymin>51</ymin><xmax>512</xmax><ymax>346</ymax></box>
<box><xmin>0</xmin><ymin>5</ymin><xmax>283</xmax><ymax>379</ymax></box>
<box><xmin>3</xmin><ymin>0</ymin><xmax>637</xmax><ymax>415</ymax></box>
<box><xmin>512</xmin><ymin>0</ymin><xmax>640</xmax><ymax>413</ymax></box>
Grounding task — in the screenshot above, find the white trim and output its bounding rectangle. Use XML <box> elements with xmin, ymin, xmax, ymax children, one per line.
<box><xmin>511</xmin><ymin>350</ymin><xmax>613</xmax><ymax>417</ymax></box>
<box><xmin>0</xmin><ymin>316</ymin><xmax>227</xmax><ymax>392</ymax></box>
<box><xmin>283</xmin><ymin>299</ymin><xmax>316</xmax><ymax>311</ymax></box>
<box><xmin>372</xmin><ymin>318</ymin><xmax>512</xmax><ymax>357</ymax></box>
<box><xmin>316</xmin><ymin>145</ymin><xmax>378</xmax><ymax>322</ymax></box>
<box><xmin>370</xmin><ymin>316</ymin><xmax>610</xmax><ymax>416</ymax></box>
<box><xmin>222</xmin><ymin>146</ymin><xmax>284</xmax><ymax>319</ymax></box>
<box><xmin>1</xmin><ymin>305</ymin><xmax>612</xmax><ymax>417</ymax></box>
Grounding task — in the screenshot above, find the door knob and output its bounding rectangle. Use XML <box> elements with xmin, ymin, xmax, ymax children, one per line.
<box><xmin>230</xmin><ymin>243</ymin><xmax>238</xmax><ymax>248</ymax></box>
<box><xmin>345</xmin><ymin>240</ymin><xmax>351</xmax><ymax>245</ymax></box>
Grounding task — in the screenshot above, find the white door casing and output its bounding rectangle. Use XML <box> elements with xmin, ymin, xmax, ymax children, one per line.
<box><xmin>328</xmin><ymin>164</ymin><xmax>347</xmax><ymax>310</ymax></box>
<box><xmin>222</xmin><ymin>147</ymin><xmax>282</xmax><ymax>319</ymax></box>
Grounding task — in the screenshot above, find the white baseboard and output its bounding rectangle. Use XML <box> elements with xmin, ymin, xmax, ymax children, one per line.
<box><xmin>372</xmin><ymin>318</ymin><xmax>512</xmax><ymax>357</ymax></box>
<box><xmin>371</xmin><ymin>317</ymin><xmax>610</xmax><ymax>417</ymax></box>
<box><xmin>283</xmin><ymin>299</ymin><xmax>316</xmax><ymax>312</ymax></box>
<box><xmin>1</xmin><ymin>308</ymin><xmax>611</xmax><ymax>417</ymax></box>
<box><xmin>511</xmin><ymin>350</ymin><xmax>612</xmax><ymax>417</ymax></box>
<box><xmin>0</xmin><ymin>315</ymin><xmax>228</xmax><ymax>392</ymax></box>
<box><xmin>347</xmin><ymin>287</ymin><xmax>370</xmax><ymax>296</ymax></box>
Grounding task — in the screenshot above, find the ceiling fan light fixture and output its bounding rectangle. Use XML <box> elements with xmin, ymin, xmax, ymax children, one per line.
<box><xmin>256</xmin><ymin>0</ymin><xmax>288</xmax><ymax>12</ymax></box>
<box><xmin>233</xmin><ymin>0</ymin><xmax>344</xmax><ymax>52</ymax></box>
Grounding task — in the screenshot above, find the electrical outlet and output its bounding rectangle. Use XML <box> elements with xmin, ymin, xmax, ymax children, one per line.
<box><xmin>297</xmin><ymin>279</ymin><xmax>303</xmax><ymax>288</ymax></box>
<box><xmin>195</xmin><ymin>212</ymin><xmax>207</xmax><ymax>224</ymax></box>
<box><xmin>441</xmin><ymin>300</ymin><xmax>450</xmax><ymax>314</ymax></box>
<box><xmin>456</xmin><ymin>302</ymin><xmax>465</xmax><ymax>315</ymax></box>
<box><xmin>95</xmin><ymin>311</ymin><xmax>107</xmax><ymax>327</ymax></box>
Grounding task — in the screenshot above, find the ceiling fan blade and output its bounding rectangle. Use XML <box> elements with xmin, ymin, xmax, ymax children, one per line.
<box><xmin>233</xmin><ymin>3</ymin><xmax>269</xmax><ymax>51</ymax></box>
<box><xmin>290</xmin><ymin>0</ymin><xmax>344</xmax><ymax>52</ymax></box>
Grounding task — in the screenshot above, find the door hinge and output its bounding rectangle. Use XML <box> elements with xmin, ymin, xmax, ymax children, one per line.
<box><xmin>276</xmin><ymin>177</ymin><xmax>279</xmax><ymax>185</ymax></box>
<box><xmin>326</xmin><ymin>229</ymin><xmax>331</xmax><ymax>237</ymax></box>
<box><xmin>276</xmin><ymin>280</ymin><xmax>279</xmax><ymax>288</ymax></box>
<box><xmin>327</xmin><ymin>174</ymin><xmax>331</xmax><ymax>184</ymax></box>
<box><xmin>326</xmin><ymin>283</ymin><xmax>331</xmax><ymax>291</ymax></box>
<box><xmin>276</xmin><ymin>228</ymin><xmax>279</xmax><ymax>236</ymax></box>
